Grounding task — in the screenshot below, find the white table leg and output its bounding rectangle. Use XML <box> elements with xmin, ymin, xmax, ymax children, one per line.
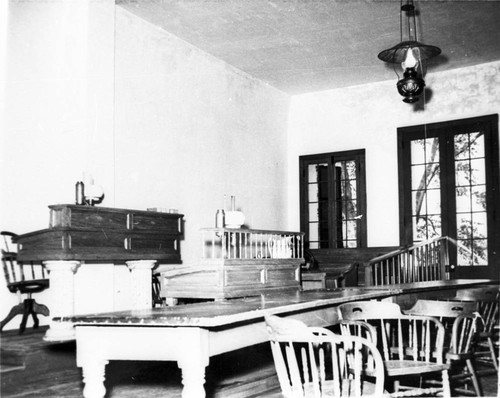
<box><xmin>81</xmin><ymin>358</ymin><xmax>109</xmax><ymax>398</ymax></box>
<box><xmin>43</xmin><ymin>260</ymin><xmax>80</xmax><ymax>341</ymax></box>
<box><xmin>178</xmin><ymin>355</ymin><xmax>209</xmax><ymax>398</ymax></box>
<box><xmin>126</xmin><ymin>260</ymin><xmax>156</xmax><ymax>309</ymax></box>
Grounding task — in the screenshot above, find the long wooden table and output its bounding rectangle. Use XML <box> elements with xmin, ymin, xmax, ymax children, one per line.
<box><xmin>65</xmin><ymin>279</ymin><xmax>495</xmax><ymax>398</ymax></box>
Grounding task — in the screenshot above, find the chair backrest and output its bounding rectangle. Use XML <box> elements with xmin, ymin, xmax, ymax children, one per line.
<box><xmin>264</xmin><ymin>314</ymin><xmax>385</xmax><ymax>398</ymax></box>
<box><xmin>1</xmin><ymin>231</ymin><xmax>47</xmax><ymax>290</ymax></box>
<box><xmin>449</xmin><ymin>314</ymin><xmax>483</xmax><ymax>356</ymax></box>
<box><xmin>455</xmin><ymin>286</ymin><xmax>499</xmax><ymax>333</ymax></box>
<box><xmin>405</xmin><ymin>299</ymin><xmax>477</xmax><ymax>319</ymax></box>
<box><xmin>338</xmin><ymin>301</ymin><xmax>446</xmax><ymax>364</ymax></box>
<box><xmin>404</xmin><ymin>299</ymin><xmax>480</xmax><ymax>354</ymax></box>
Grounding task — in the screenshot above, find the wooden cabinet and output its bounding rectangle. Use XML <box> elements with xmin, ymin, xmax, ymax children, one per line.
<box><xmin>160</xmin><ymin>228</ymin><xmax>304</xmax><ymax>300</ymax></box>
<box><xmin>16</xmin><ymin>205</ymin><xmax>183</xmax><ymax>263</ymax></box>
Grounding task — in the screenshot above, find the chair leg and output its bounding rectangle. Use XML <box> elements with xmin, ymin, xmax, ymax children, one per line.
<box><xmin>0</xmin><ymin>303</ymin><xmax>24</xmax><ymax>332</ymax></box>
<box><xmin>442</xmin><ymin>369</ymin><xmax>451</xmax><ymax>398</ymax></box>
<box><xmin>32</xmin><ymin>300</ymin><xmax>50</xmax><ymax>317</ymax></box>
<box><xmin>19</xmin><ymin>300</ymin><xmax>31</xmax><ymax>333</ymax></box>
<box><xmin>465</xmin><ymin>358</ymin><xmax>483</xmax><ymax>397</ymax></box>
<box><xmin>487</xmin><ymin>337</ymin><xmax>499</xmax><ymax>371</ymax></box>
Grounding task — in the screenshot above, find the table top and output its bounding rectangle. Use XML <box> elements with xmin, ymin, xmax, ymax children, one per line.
<box><xmin>65</xmin><ymin>288</ymin><xmax>389</xmax><ymax>328</ymax></box>
<box><xmin>363</xmin><ymin>279</ymin><xmax>496</xmax><ymax>292</ymax></box>
<box><xmin>63</xmin><ymin>279</ymin><xmax>496</xmax><ymax>329</ymax></box>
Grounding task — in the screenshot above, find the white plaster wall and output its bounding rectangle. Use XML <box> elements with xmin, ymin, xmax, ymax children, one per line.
<box><xmin>287</xmin><ymin>61</ymin><xmax>500</xmax><ymax>247</ymax></box>
<box><xmin>114</xmin><ymin>8</ymin><xmax>291</xmax><ymax>269</ymax></box>
<box><xmin>0</xmin><ymin>0</ymin><xmax>115</xmax><ymax>329</ymax></box>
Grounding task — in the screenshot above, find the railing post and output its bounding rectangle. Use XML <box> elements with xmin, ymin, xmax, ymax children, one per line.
<box><xmin>365</xmin><ymin>264</ymin><xmax>373</xmax><ymax>286</ymax></box>
<box><xmin>439</xmin><ymin>238</ymin><xmax>450</xmax><ymax>280</ymax></box>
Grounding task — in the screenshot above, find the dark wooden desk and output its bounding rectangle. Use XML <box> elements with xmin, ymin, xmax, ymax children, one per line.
<box><xmin>15</xmin><ymin>204</ymin><xmax>183</xmax><ymax>342</ymax></box>
<box><xmin>65</xmin><ymin>279</ymin><xmax>494</xmax><ymax>398</ymax></box>
<box><xmin>16</xmin><ymin>204</ymin><xmax>183</xmax><ymax>263</ymax></box>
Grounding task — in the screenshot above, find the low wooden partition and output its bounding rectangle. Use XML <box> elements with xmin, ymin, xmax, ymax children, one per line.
<box><xmin>160</xmin><ymin>228</ymin><xmax>304</xmax><ymax>301</ymax></box>
<box><xmin>302</xmin><ymin>246</ymin><xmax>399</xmax><ymax>289</ymax></box>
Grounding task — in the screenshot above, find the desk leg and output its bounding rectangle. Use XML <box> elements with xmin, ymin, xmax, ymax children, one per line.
<box><xmin>178</xmin><ymin>355</ymin><xmax>208</xmax><ymax>398</ymax></box>
<box><xmin>81</xmin><ymin>358</ymin><xmax>109</xmax><ymax>398</ymax></box>
<box><xmin>43</xmin><ymin>260</ymin><xmax>80</xmax><ymax>341</ymax></box>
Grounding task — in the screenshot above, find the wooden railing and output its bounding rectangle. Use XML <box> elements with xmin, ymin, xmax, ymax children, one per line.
<box><xmin>200</xmin><ymin>228</ymin><xmax>304</xmax><ymax>260</ymax></box>
<box><xmin>364</xmin><ymin>236</ymin><xmax>452</xmax><ymax>286</ymax></box>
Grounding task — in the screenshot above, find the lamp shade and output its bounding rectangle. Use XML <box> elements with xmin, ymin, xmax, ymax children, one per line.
<box><xmin>378</xmin><ymin>40</ymin><xmax>441</xmax><ymax>64</ymax></box>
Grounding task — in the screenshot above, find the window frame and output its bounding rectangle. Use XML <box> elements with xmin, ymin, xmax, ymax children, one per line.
<box><xmin>397</xmin><ymin>114</ymin><xmax>499</xmax><ymax>275</ymax></box>
<box><xmin>299</xmin><ymin>149</ymin><xmax>367</xmax><ymax>249</ymax></box>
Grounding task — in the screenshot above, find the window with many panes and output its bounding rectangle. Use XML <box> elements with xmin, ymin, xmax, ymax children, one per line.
<box><xmin>299</xmin><ymin>150</ymin><xmax>367</xmax><ymax>249</ymax></box>
<box><xmin>398</xmin><ymin>114</ymin><xmax>499</xmax><ymax>278</ymax></box>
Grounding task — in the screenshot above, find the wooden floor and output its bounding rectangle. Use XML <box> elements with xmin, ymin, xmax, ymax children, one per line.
<box><xmin>1</xmin><ymin>326</ymin><xmax>498</xmax><ymax>397</ymax></box>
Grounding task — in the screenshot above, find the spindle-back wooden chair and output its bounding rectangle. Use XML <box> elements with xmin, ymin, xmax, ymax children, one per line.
<box><xmin>455</xmin><ymin>286</ymin><xmax>499</xmax><ymax>372</ymax></box>
<box><xmin>0</xmin><ymin>231</ymin><xmax>49</xmax><ymax>333</ymax></box>
<box><xmin>264</xmin><ymin>314</ymin><xmax>386</xmax><ymax>398</ymax></box>
<box><xmin>405</xmin><ymin>299</ymin><xmax>482</xmax><ymax>396</ymax></box>
<box><xmin>338</xmin><ymin>301</ymin><xmax>451</xmax><ymax>397</ymax></box>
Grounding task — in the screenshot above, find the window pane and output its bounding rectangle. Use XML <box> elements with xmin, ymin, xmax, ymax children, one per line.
<box><xmin>455</xmin><ymin>160</ymin><xmax>471</xmax><ymax>186</ymax></box>
<box><xmin>411</xmin><ymin>138</ymin><xmax>439</xmax><ymax>165</ymax></box>
<box><xmin>346</xmin><ymin>221</ymin><xmax>357</xmax><ymax>240</ymax></box>
<box><xmin>308</xmin><ymin>183</ymin><xmax>318</xmax><ymax>201</ymax></box>
<box><xmin>472</xmin><ymin>239</ymin><xmax>488</xmax><ymax>265</ymax></box>
<box><xmin>457</xmin><ymin>214</ymin><xmax>472</xmax><ymax>239</ymax></box>
<box><xmin>456</xmin><ymin>187</ymin><xmax>471</xmax><ymax>213</ymax></box>
<box><xmin>411</xmin><ymin>139</ymin><xmax>426</xmax><ymax>164</ymax></box>
<box><xmin>472</xmin><ymin>212</ymin><xmax>488</xmax><ymax>239</ymax></box>
<box><xmin>457</xmin><ymin>240</ymin><xmax>472</xmax><ymax>266</ymax></box>
<box><xmin>413</xmin><ymin>215</ymin><xmax>441</xmax><ymax>241</ymax></box>
<box><xmin>470</xmin><ymin>132</ymin><xmax>485</xmax><ymax>158</ymax></box>
<box><xmin>308</xmin><ymin>163</ymin><xmax>327</xmax><ymax>183</ymax></box>
<box><xmin>426</xmin><ymin>189</ymin><xmax>441</xmax><ymax>214</ymax></box>
<box><xmin>470</xmin><ymin>158</ymin><xmax>486</xmax><ymax>185</ymax></box>
<box><xmin>454</xmin><ymin>133</ymin><xmax>470</xmax><ymax>160</ymax></box>
<box><xmin>345</xmin><ymin>179</ymin><xmax>357</xmax><ymax>200</ymax></box>
<box><xmin>412</xmin><ymin>190</ymin><xmax>427</xmax><ymax>215</ymax></box>
<box><xmin>455</xmin><ymin>132</ymin><xmax>485</xmax><ymax>159</ymax></box>
<box><xmin>345</xmin><ymin>161</ymin><xmax>357</xmax><ymax>180</ymax></box>
<box><xmin>411</xmin><ymin>164</ymin><xmax>440</xmax><ymax>190</ymax></box>
<box><xmin>411</xmin><ymin>165</ymin><xmax>426</xmax><ymax>190</ymax></box>
<box><xmin>472</xmin><ymin>185</ymin><xmax>487</xmax><ymax>212</ymax></box>
<box><xmin>308</xmin><ymin>203</ymin><xmax>319</xmax><ymax>222</ymax></box>
<box><xmin>309</xmin><ymin>222</ymin><xmax>319</xmax><ymax>242</ymax></box>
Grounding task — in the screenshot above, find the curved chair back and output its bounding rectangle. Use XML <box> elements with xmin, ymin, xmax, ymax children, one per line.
<box><xmin>2</xmin><ymin>231</ymin><xmax>47</xmax><ymax>290</ymax></box>
<box><xmin>1</xmin><ymin>231</ymin><xmax>49</xmax><ymax>333</ymax></box>
<box><xmin>405</xmin><ymin>299</ymin><xmax>477</xmax><ymax>319</ymax></box>
<box><xmin>265</xmin><ymin>314</ymin><xmax>385</xmax><ymax>398</ymax></box>
<box><xmin>337</xmin><ymin>300</ymin><xmax>451</xmax><ymax>397</ymax></box>
<box><xmin>455</xmin><ymin>286</ymin><xmax>499</xmax><ymax>372</ymax></box>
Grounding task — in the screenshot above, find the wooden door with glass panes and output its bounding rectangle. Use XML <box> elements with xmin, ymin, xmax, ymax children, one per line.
<box><xmin>398</xmin><ymin>114</ymin><xmax>499</xmax><ymax>279</ymax></box>
<box><xmin>299</xmin><ymin>150</ymin><xmax>367</xmax><ymax>249</ymax></box>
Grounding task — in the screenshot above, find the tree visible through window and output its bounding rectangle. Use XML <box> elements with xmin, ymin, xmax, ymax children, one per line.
<box><xmin>398</xmin><ymin>114</ymin><xmax>499</xmax><ymax>278</ymax></box>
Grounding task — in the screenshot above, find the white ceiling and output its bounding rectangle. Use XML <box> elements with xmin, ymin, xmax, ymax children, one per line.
<box><xmin>117</xmin><ymin>0</ymin><xmax>500</xmax><ymax>95</ymax></box>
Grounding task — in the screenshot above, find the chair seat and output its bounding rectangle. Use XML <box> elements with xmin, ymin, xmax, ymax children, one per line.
<box><xmin>8</xmin><ymin>279</ymin><xmax>49</xmax><ymax>294</ymax></box>
<box><xmin>385</xmin><ymin>360</ymin><xmax>450</xmax><ymax>377</ymax></box>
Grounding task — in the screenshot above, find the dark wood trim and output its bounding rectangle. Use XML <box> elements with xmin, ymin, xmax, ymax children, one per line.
<box><xmin>397</xmin><ymin>114</ymin><xmax>499</xmax><ymax>278</ymax></box>
<box><xmin>299</xmin><ymin>149</ymin><xmax>367</xmax><ymax>249</ymax></box>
